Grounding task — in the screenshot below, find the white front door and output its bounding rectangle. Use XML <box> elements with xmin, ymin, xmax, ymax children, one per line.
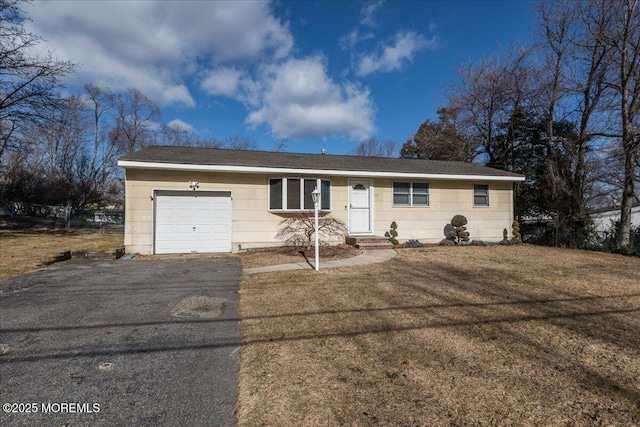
<box><xmin>348</xmin><ymin>179</ymin><xmax>373</xmax><ymax>234</ymax></box>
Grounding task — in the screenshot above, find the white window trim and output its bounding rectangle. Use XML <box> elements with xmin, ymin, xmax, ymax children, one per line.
<box><xmin>392</xmin><ymin>182</ymin><xmax>430</xmax><ymax>207</ymax></box>
<box><xmin>473</xmin><ymin>184</ymin><xmax>490</xmax><ymax>207</ymax></box>
<box><xmin>268</xmin><ymin>177</ymin><xmax>332</xmax><ymax>212</ymax></box>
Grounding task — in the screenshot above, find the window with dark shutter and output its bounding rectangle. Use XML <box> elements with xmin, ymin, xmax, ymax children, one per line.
<box><xmin>287</xmin><ymin>179</ymin><xmax>301</xmax><ymax>210</ymax></box>
<box><xmin>268</xmin><ymin>178</ymin><xmax>331</xmax><ymax>211</ymax></box>
<box><xmin>269</xmin><ymin>178</ymin><xmax>282</xmax><ymax>210</ymax></box>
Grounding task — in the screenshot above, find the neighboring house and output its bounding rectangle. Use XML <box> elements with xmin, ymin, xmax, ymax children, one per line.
<box><xmin>117</xmin><ymin>146</ymin><xmax>525</xmax><ymax>254</ymax></box>
<box><xmin>590</xmin><ymin>202</ymin><xmax>640</xmax><ymax>234</ymax></box>
<box><xmin>92</xmin><ymin>210</ymin><xmax>124</xmax><ymax>224</ymax></box>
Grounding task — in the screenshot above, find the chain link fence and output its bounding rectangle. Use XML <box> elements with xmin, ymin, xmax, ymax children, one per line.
<box><xmin>1</xmin><ymin>201</ymin><xmax>123</xmax><ymax>232</ymax></box>
<box><xmin>520</xmin><ymin>218</ymin><xmax>640</xmax><ymax>256</ymax></box>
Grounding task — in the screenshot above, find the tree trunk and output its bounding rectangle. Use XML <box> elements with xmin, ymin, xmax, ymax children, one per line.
<box><xmin>618</xmin><ymin>120</ymin><xmax>637</xmax><ymax>247</ymax></box>
<box><xmin>615</xmin><ymin>0</ymin><xmax>639</xmax><ymax>248</ymax></box>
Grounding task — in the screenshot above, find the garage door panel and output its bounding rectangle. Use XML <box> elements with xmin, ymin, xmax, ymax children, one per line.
<box><xmin>154</xmin><ymin>192</ymin><xmax>232</xmax><ymax>254</ymax></box>
<box><xmin>213</xmin><ymin>210</ymin><xmax>229</xmax><ymax>219</ymax></box>
<box><xmin>177</xmin><ymin>211</ymin><xmax>193</xmax><ymax>219</ymax></box>
<box><xmin>175</xmin><ymin>224</ymin><xmax>195</xmax><ymax>233</ymax></box>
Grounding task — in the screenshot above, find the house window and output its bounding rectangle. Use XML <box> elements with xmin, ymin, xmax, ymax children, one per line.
<box><xmin>474</xmin><ymin>184</ymin><xmax>489</xmax><ymax>207</ymax></box>
<box><xmin>287</xmin><ymin>178</ymin><xmax>301</xmax><ymax>209</ymax></box>
<box><xmin>268</xmin><ymin>178</ymin><xmax>331</xmax><ymax>211</ymax></box>
<box><xmin>412</xmin><ymin>183</ymin><xmax>429</xmax><ymax>206</ymax></box>
<box><xmin>269</xmin><ymin>179</ymin><xmax>282</xmax><ymax>210</ymax></box>
<box><xmin>304</xmin><ymin>179</ymin><xmax>316</xmax><ymax>210</ymax></box>
<box><xmin>320</xmin><ymin>180</ymin><xmax>330</xmax><ymax>210</ymax></box>
<box><xmin>393</xmin><ymin>182</ymin><xmax>429</xmax><ymax>206</ymax></box>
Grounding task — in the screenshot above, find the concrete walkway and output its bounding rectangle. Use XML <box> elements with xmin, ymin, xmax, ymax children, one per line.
<box><xmin>243</xmin><ymin>249</ymin><xmax>397</xmax><ymax>274</ymax></box>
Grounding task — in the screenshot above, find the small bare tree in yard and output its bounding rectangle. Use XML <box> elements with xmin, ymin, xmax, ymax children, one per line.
<box><xmin>276</xmin><ymin>213</ymin><xmax>347</xmax><ymax>250</ymax></box>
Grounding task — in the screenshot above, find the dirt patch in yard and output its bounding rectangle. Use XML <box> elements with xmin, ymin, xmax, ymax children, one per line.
<box><xmin>239</xmin><ymin>244</ymin><xmax>361</xmax><ymax>268</ymax></box>
<box><xmin>237</xmin><ymin>245</ymin><xmax>640</xmax><ymax>426</ymax></box>
<box><xmin>0</xmin><ymin>223</ymin><xmax>124</xmax><ymax>279</ymax></box>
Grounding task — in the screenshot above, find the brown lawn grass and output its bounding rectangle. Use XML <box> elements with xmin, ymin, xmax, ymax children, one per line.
<box><xmin>0</xmin><ymin>224</ymin><xmax>123</xmax><ymax>279</ymax></box>
<box><xmin>239</xmin><ymin>244</ymin><xmax>361</xmax><ymax>268</ymax></box>
<box><xmin>237</xmin><ymin>245</ymin><xmax>640</xmax><ymax>426</ymax></box>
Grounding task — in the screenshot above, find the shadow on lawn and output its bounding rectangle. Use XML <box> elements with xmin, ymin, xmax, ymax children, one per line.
<box><xmin>2</xmin><ymin>305</ymin><xmax>638</xmax><ymax>412</ymax></box>
<box><xmin>390</xmin><ymin>257</ymin><xmax>640</xmax><ymax>351</ymax></box>
<box><xmin>2</xmin><ymin>253</ymin><xmax>639</xmax><ymax>415</ymax></box>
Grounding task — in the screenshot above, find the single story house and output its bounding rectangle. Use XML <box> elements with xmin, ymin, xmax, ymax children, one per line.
<box><xmin>117</xmin><ymin>146</ymin><xmax>525</xmax><ymax>254</ymax></box>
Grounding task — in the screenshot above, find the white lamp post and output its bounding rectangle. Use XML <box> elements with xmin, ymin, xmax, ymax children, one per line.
<box><xmin>311</xmin><ymin>186</ymin><xmax>321</xmax><ymax>271</ymax></box>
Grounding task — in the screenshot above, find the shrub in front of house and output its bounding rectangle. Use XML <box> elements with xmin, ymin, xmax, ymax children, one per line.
<box><xmin>276</xmin><ymin>213</ymin><xmax>347</xmax><ymax>251</ymax></box>
<box><xmin>389</xmin><ymin>221</ymin><xmax>399</xmax><ymax>245</ymax></box>
<box><xmin>404</xmin><ymin>239</ymin><xmax>423</xmax><ymax>248</ymax></box>
<box><xmin>439</xmin><ymin>238</ymin><xmax>456</xmax><ymax>246</ymax></box>
<box><xmin>448</xmin><ymin>215</ymin><xmax>470</xmax><ymax>244</ymax></box>
<box><xmin>512</xmin><ymin>220</ymin><xmax>522</xmax><ymax>244</ymax></box>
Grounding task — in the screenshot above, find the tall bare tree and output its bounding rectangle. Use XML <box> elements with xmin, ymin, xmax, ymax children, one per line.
<box><xmin>400</xmin><ymin>108</ymin><xmax>474</xmax><ymax>161</ymax></box>
<box><xmin>448</xmin><ymin>56</ymin><xmax>516</xmax><ymax>166</ymax></box>
<box><xmin>112</xmin><ymin>89</ymin><xmax>161</xmax><ymax>154</ymax></box>
<box><xmin>84</xmin><ymin>84</ymin><xmax>119</xmax><ymax>187</ymax></box>
<box><xmin>223</xmin><ymin>134</ymin><xmax>258</xmax><ymax>150</ymax></box>
<box><xmin>601</xmin><ymin>0</ymin><xmax>640</xmax><ymax>247</ymax></box>
<box><xmin>161</xmin><ymin>122</ymin><xmax>222</xmax><ymax>148</ymax></box>
<box><xmin>352</xmin><ymin>137</ymin><xmax>397</xmax><ymax>157</ymax></box>
<box><xmin>532</xmin><ymin>0</ymin><xmax>613</xmax><ymax>245</ymax></box>
<box><xmin>0</xmin><ymin>0</ymin><xmax>74</xmax><ymax>162</ymax></box>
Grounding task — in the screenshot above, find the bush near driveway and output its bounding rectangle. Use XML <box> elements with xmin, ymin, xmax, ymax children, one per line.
<box><xmin>237</xmin><ymin>246</ymin><xmax>640</xmax><ymax>426</ymax></box>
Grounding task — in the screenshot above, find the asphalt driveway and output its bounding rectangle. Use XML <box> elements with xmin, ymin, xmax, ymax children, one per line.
<box><xmin>0</xmin><ymin>256</ymin><xmax>241</xmax><ymax>427</ymax></box>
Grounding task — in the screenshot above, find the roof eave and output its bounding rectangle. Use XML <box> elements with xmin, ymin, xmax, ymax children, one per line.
<box><xmin>117</xmin><ymin>160</ymin><xmax>526</xmax><ymax>182</ymax></box>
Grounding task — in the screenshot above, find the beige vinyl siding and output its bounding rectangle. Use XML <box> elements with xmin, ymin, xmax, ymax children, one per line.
<box><xmin>124</xmin><ymin>169</ymin><xmax>350</xmax><ymax>254</ymax></box>
<box><xmin>123</xmin><ymin>169</ymin><xmax>514</xmax><ymax>254</ymax></box>
<box><xmin>373</xmin><ymin>179</ymin><xmax>513</xmax><ymax>243</ymax></box>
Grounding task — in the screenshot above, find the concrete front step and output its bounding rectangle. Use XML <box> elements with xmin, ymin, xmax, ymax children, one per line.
<box><xmin>356</xmin><ymin>242</ymin><xmax>395</xmax><ymax>250</ymax></box>
<box><xmin>346</xmin><ymin>235</ymin><xmax>389</xmax><ymax>244</ymax></box>
<box><xmin>346</xmin><ymin>235</ymin><xmax>394</xmax><ymax>250</ymax></box>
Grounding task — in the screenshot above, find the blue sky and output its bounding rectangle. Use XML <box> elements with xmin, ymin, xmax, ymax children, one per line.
<box><xmin>27</xmin><ymin>0</ymin><xmax>538</xmax><ymax>155</ymax></box>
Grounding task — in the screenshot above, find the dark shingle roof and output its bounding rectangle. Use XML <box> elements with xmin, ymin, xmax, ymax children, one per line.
<box><xmin>119</xmin><ymin>145</ymin><xmax>524</xmax><ymax>179</ymax></box>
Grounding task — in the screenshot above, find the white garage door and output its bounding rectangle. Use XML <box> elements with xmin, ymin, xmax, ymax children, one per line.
<box><xmin>155</xmin><ymin>191</ymin><xmax>232</xmax><ymax>254</ymax></box>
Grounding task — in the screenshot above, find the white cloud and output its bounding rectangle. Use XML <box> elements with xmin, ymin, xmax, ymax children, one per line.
<box><xmin>25</xmin><ymin>1</ymin><xmax>293</xmax><ymax>107</ymax></box>
<box><xmin>25</xmin><ymin>1</ymin><xmax>380</xmax><ymax>140</ymax></box>
<box><xmin>201</xmin><ymin>68</ymin><xmax>243</xmax><ymax>97</ymax></box>
<box><xmin>246</xmin><ymin>56</ymin><xmax>375</xmax><ymax>141</ymax></box>
<box><xmin>360</xmin><ymin>0</ymin><xmax>385</xmax><ymax>27</ymax></box>
<box><xmin>356</xmin><ymin>31</ymin><xmax>438</xmax><ymax>76</ymax></box>
<box><xmin>339</xmin><ymin>1</ymin><xmax>382</xmax><ymax>51</ymax></box>
<box><xmin>166</xmin><ymin>119</ymin><xmax>196</xmax><ymax>133</ymax></box>
<box><xmin>200</xmin><ymin>67</ymin><xmax>263</xmax><ymax>108</ymax></box>
<box><xmin>339</xmin><ymin>29</ymin><xmax>375</xmax><ymax>50</ymax></box>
